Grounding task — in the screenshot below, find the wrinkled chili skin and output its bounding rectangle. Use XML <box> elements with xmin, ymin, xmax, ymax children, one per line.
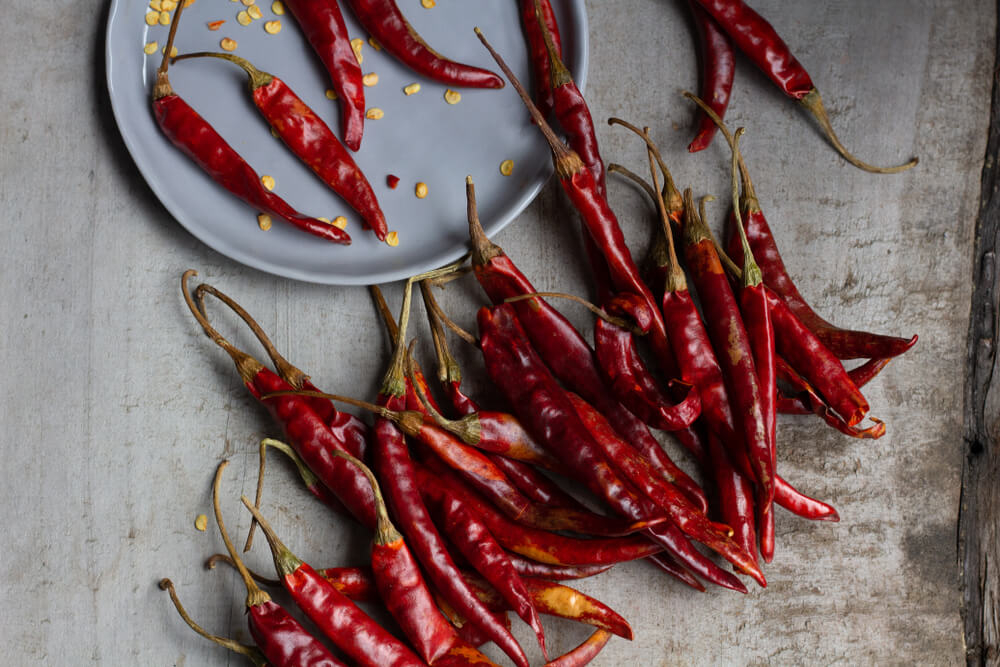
<box><xmin>317</xmin><ymin>566</ymin><xmax>377</xmax><ymax>601</ymax></box>
<box><xmin>488</xmin><ymin>454</ymin><xmax>580</xmax><ymax>509</ymax></box>
<box><xmin>249</xmin><ymin>600</ymin><xmax>348</xmax><ymax>667</ymax></box>
<box><xmin>520</xmin><ymin>0</ymin><xmax>561</xmax><ymax>119</ymax></box>
<box><xmin>283</xmin><ymin>563</ymin><xmax>424</xmax><ymax>667</ymax></box>
<box><xmin>707</xmin><ymin>433</ymin><xmax>758</xmax><ymax>565</ymax></box>
<box><xmin>688</xmin><ymin>1</ymin><xmax>735</xmax><ymax>152</ymax></box>
<box><xmin>765</xmin><ymin>288</ymin><xmax>869</xmax><ymax>426</ymax></box>
<box><xmin>692</xmin><ymin>0</ymin><xmax>813</xmax><ymax>99</ymax></box>
<box><xmin>506</xmin><ymin>555</ymin><xmax>613</xmax><ymax>581</ymax></box>
<box><xmin>253</xmin><ymin>77</ymin><xmax>387</xmax><ymax>240</ymax></box>
<box><xmin>344</xmin><ymin>0</ymin><xmax>504</xmax><ymax>88</ymax></box>
<box><xmin>739</xmin><ymin>283</ymin><xmax>776</xmax><ymax>528</ymax></box>
<box><xmin>474</xmin><ymin>413</ymin><xmax>561</xmax><ymax>470</ymax></box>
<box><xmin>153</xmin><ymin>94</ymin><xmax>350</xmax><ymax>244</ymax></box>
<box><xmin>727</xmin><ymin>207</ymin><xmax>917</xmax><ymax>359</ymax></box>
<box><xmin>648</xmin><ymin>553</ymin><xmax>704</xmax><ymax>592</ymax></box>
<box><xmin>284</xmin><ymin>0</ymin><xmax>365</xmax><ymax>151</ymax></box>
<box><xmin>554</xmin><ymin>83</ymin><xmax>606</xmax><ymax>194</ymax></box>
<box><xmin>774</xmin><ymin>357</ymin><xmax>885</xmax><ymax>439</ymax></box>
<box><xmin>778</xmin><ymin>357</ymin><xmax>890</xmax><ymax>414</ymax></box>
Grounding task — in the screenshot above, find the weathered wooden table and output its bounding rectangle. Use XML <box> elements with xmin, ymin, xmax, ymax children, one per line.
<box><xmin>1</xmin><ymin>0</ymin><xmax>995</xmax><ymax>663</ymax></box>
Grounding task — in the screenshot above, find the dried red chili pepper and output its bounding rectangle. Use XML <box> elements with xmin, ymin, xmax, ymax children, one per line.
<box><xmin>777</xmin><ymin>357</ymin><xmax>891</xmax><ymax>415</ymax></box>
<box><xmin>506</xmin><ymin>555</ymin><xmax>614</xmax><ymax>581</ymax></box>
<box><xmin>687</xmin><ymin>0</ymin><xmax>734</xmax><ymax>152</ymax></box>
<box><xmin>345</xmin><ymin>0</ymin><xmax>503</xmax><ymax>88</ymax></box>
<box><xmin>774</xmin><ymin>475</ymin><xmax>840</xmax><ymax>522</ymax></box>
<box><xmin>690</xmin><ymin>0</ymin><xmax>917</xmax><ymax>173</ymax></box>
<box><xmin>421</xmin><ymin>280</ymin><xmax>480</xmax><ymax>417</ymax></box>
<box><xmin>707</xmin><ymin>433</ymin><xmax>758</xmax><ymax>564</ymax></box>
<box><xmin>487</xmin><ymin>454</ymin><xmax>582</xmax><ymax>510</ymax></box>
<box><xmin>774</xmin><ymin>357</ymin><xmax>885</xmax><ymax>439</ymax></box>
<box><xmin>283</xmin><ymin>0</ymin><xmax>365</xmax><ymax>150</ymax></box>
<box><xmin>174</xmin><ymin>51</ymin><xmax>388</xmax><ymax>241</ymax></box>
<box><xmin>252</xmin><ymin>438</ymin><xmax>350</xmax><ymax>519</ymax></box>
<box><xmin>647</xmin><ymin>554</ymin><xmax>705</xmax><ymax>592</ymax></box>
<box><xmin>152</xmin><ymin>7</ymin><xmax>350</xmax><ymax>244</ymax></box>
<box><xmin>242</xmin><ymin>499</ymin><xmax>425</xmax><ymax>667</ymax></box>
<box><xmin>521</xmin><ymin>0</ymin><xmax>562</xmax><ymax>119</ymax></box>
<box><xmin>546</xmin><ymin>629</ymin><xmax>613</xmax><ymax>667</ymax></box>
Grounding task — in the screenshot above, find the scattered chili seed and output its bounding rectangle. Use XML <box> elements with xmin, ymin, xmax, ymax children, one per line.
<box><xmin>421</xmin><ymin>0</ymin><xmax>436</xmax><ymax>7</ymax></box>
<box><xmin>386</xmin><ymin>231</ymin><xmax>400</xmax><ymax>246</ymax></box>
<box><xmin>207</xmin><ymin>19</ymin><xmax>225</xmax><ymax>30</ymax></box>
<box><xmin>260</xmin><ymin>174</ymin><xmax>275</xmax><ymax>191</ymax></box>
<box><xmin>237</xmin><ymin>10</ymin><xmax>252</xmax><ymax>24</ymax></box>
<box><xmin>325</xmin><ymin>89</ymin><xmax>338</xmax><ymax>100</ymax></box>
<box><xmin>143</xmin><ymin>41</ymin><xmax>159</xmax><ymax>55</ymax></box>
<box><xmin>387</xmin><ymin>174</ymin><xmax>400</xmax><ymax>189</ymax></box>
<box><xmin>248</xmin><ymin>5</ymin><xmax>263</xmax><ymax>19</ymax></box>
<box><xmin>161</xmin><ymin>0</ymin><xmax>178</xmax><ymax>10</ymax></box>
<box><xmin>332</xmin><ymin>216</ymin><xmax>348</xmax><ymax>230</ymax></box>
<box><xmin>264</xmin><ymin>19</ymin><xmax>281</xmax><ymax>34</ymax></box>
<box><xmin>362</xmin><ymin>72</ymin><xmax>379</xmax><ymax>87</ymax></box>
<box><xmin>258</xmin><ymin>214</ymin><xmax>273</xmax><ymax>230</ymax></box>
<box><xmin>158</xmin><ymin>11</ymin><xmax>172</xmax><ymax>25</ymax></box>
<box><xmin>145</xmin><ymin>10</ymin><xmax>160</xmax><ymax>25</ymax></box>
<box><xmin>403</xmin><ymin>82</ymin><xmax>421</xmax><ymax>96</ymax></box>
<box><xmin>220</xmin><ymin>37</ymin><xmax>238</xmax><ymax>51</ymax></box>
<box><xmin>500</xmin><ymin>159</ymin><xmax>514</xmax><ymax>176</ymax></box>
<box><xmin>194</xmin><ymin>514</ymin><xmax>208</xmax><ymax>531</ymax></box>
<box><xmin>351</xmin><ymin>38</ymin><xmax>364</xmax><ymax>64</ymax></box>
<box><xmin>415</xmin><ymin>182</ymin><xmax>428</xmax><ymax>198</ymax></box>
<box><xmin>149</xmin><ymin>0</ymin><xmax>162</xmax><ymax>11</ymax></box>
<box><xmin>444</xmin><ymin>89</ymin><xmax>461</xmax><ymax>105</ymax></box>
<box><xmin>271</xmin><ymin>0</ymin><xmax>284</xmax><ymax>13</ymax></box>
<box><xmin>368</xmin><ymin>36</ymin><xmax>381</xmax><ymax>50</ymax></box>
<box><xmin>161</xmin><ymin>44</ymin><xmax>179</xmax><ymax>58</ymax></box>
<box><xmin>241</xmin><ymin>0</ymin><xmax>255</xmax><ymax>5</ymax></box>
<box><xmin>317</xmin><ymin>216</ymin><xmax>330</xmax><ymax>223</ymax></box>
<box><xmin>366</xmin><ymin>107</ymin><xmax>384</xmax><ymax>120</ymax></box>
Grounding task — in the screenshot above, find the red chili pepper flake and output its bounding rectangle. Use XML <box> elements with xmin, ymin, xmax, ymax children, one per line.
<box><xmin>387</xmin><ymin>174</ymin><xmax>400</xmax><ymax>189</ymax></box>
<box><xmin>207</xmin><ymin>19</ymin><xmax>225</xmax><ymax>30</ymax></box>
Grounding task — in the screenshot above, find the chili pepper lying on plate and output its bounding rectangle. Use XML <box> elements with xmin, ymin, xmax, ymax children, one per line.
<box><xmin>152</xmin><ymin>6</ymin><xmax>350</xmax><ymax>244</ymax></box>
<box><xmin>173</xmin><ymin>51</ymin><xmax>389</xmax><ymax>242</ymax></box>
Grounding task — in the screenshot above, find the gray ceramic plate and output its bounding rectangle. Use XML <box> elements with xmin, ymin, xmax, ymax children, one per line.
<box><xmin>106</xmin><ymin>0</ymin><xmax>588</xmax><ymax>285</ymax></box>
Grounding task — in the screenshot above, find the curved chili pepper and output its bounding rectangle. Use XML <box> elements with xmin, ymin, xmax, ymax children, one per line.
<box><xmin>687</xmin><ymin>1</ymin><xmax>734</xmax><ymax>152</ymax></box>
<box><xmin>647</xmin><ymin>553</ymin><xmax>705</xmax><ymax>592</ymax></box>
<box><xmin>506</xmin><ymin>555</ymin><xmax>614</xmax><ymax>581</ymax></box>
<box><xmin>434</xmin><ymin>593</ymin><xmax>512</xmax><ymax>649</ymax></box>
<box><xmin>345</xmin><ymin>0</ymin><xmax>503</xmax><ymax>88</ymax></box>
<box><xmin>690</xmin><ymin>0</ymin><xmax>917</xmax><ymax>173</ymax></box>
<box><xmin>254</xmin><ymin>438</ymin><xmax>350</xmax><ymax>519</ymax></box>
<box><xmin>243</xmin><ymin>499</ymin><xmax>425</xmax><ymax>667</ymax></box>
<box><xmin>774</xmin><ymin>357</ymin><xmax>885</xmax><ymax>439</ymax></box>
<box><xmin>174</xmin><ymin>52</ymin><xmax>388</xmax><ymax>241</ymax></box>
<box><xmin>774</xmin><ymin>475</ymin><xmax>840</xmax><ymax>522</ymax></box>
<box><xmin>283</xmin><ymin>0</ymin><xmax>365</xmax><ymax>150</ymax></box>
<box><xmin>546</xmin><ymin>629</ymin><xmax>613</xmax><ymax>667</ymax></box>
<box><xmin>707</xmin><ymin>433</ymin><xmax>758</xmax><ymax>565</ymax></box>
<box><xmin>778</xmin><ymin>357</ymin><xmax>891</xmax><ymax>415</ymax></box>
<box><xmin>521</xmin><ymin>0</ymin><xmax>562</xmax><ymax>119</ymax></box>
<box><xmin>487</xmin><ymin>454</ymin><xmax>582</xmax><ymax>510</ymax></box>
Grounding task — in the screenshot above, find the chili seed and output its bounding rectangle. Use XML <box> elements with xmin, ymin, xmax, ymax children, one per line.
<box><xmin>158</xmin><ymin>11</ymin><xmax>171</xmax><ymax>25</ymax></box>
<box><xmin>325</xmin><ymin>89</ymin><xmax>338</xmax><ymax>100</ymax></box>
<box><xmin>161</xmin><ymin>45</ymin><xmax>179</xmax><ymax>58</ymax></box>
<box><xmin>194</xmin><ymin>514</ymin><xmax>208</xmax><ymax>532</ymax></box>
<box><xmin>403</xmin><ymin>82</ymin><xmax>421</xmax><ymax>96</ymax></box>
<box><xmin>260</xmin><ymin>174</ymin><xmax>275</xmax><ymax>191</ymax></box>
<box><xmin>362</xmin><ymin>72</ymin><xmax>379</xmax><ymax>87</ymax></box>
<box><xmin>332</xmin><ymin>216</ymin><xmax>348</xmax><ymax>229</ymax></box>
<box><xmin>258</xmin><ymin>214</ymin><xmax>272</xmax><ymax>230</ymax></box>
<box><xmin>351</xmin><ymin>38</ymin><xmax>364</xmax><ymax>64</ymax></box>
<box><xmin>241</xmin><ymin>0</ymin><xmax>255</xmax><ymax>5</ymax></box>
<box><xmin>368</xmin><ymin>36</ymin><xmax>381</xmax><ymax>50</ymax></box>
<box><xmin>317</xmin><ymin>216</ymin><xmax>330</xmax><ymax>224</ymax></box>
<box><xmin>161</xmin><ymin>0</ymin><xmax>178</xmax><ymax>10</ymax></box>
<box><xmin>444</xmin><ymin>89</ymin><xmax>461</xmax><ymax>105</ymax></box>
<box><xmin>500</xmin><ymin>159</ymin><xmax>514</xmax><ymax>176</ymax></box>
<box><xmin>207</xmin><ymin>20</ymin><xmax>225</xmax><ymax>30</ymax></box>
<box><xmin>415</xmin><ymin>182</ymin><xmax>428</xmax><ymax>199</ymax></box>
<box><xmin>271</xmin><ymin>0</ymin><xmax>284</xmax><ymax>13</ymax></box>
<box><xmin>145</xmin><ymin>10</ymin><xmax>160</xmax><ymax>25</ymax></box>
<box><xmin>366</xmin><ymin>107</ymin><xmax>384</xmax><ymax>120</ymax></box>
<box><xmin>421</xmin><ymin>0</ymin><xmax>436</xmax><ymax>7</ymax></box>
<box><xmin>386</xmin><ymin>231</ymin><xmax>400</xmax><ymax>246</ymax></box>
<box><xmin>237</xmin><ymin>10</ymin><xmax>252</xmax><ymax>25</ymax></box>
<box><xmin>143</xmin><ymin>41</ymin><xmax>159</xmax><ymax>55</ymax></box>
<box><xmin>248</xmin><ymin>5</ymin><xmax>263</xmax><ymax>19</ymax></box>
<box><xmin>149</xmin><ymin>0</ymin><xmax>162</xmax><ymax>11</ymax></box>
<box><xmin>264</xmin><ymin>19</ymin><xmax>281</xmax><ymax>33</ymax></box>
<box><xmin>220</xmin><ymin>37</ymin><xmax>238</xmax><ymax>51</ymax></box>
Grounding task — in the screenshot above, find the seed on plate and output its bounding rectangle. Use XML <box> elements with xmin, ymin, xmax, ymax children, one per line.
<box><xmin>143</xmin><ymin>41</ymin><xmax>159</xmax><ymax>55</ymax></box>
<box><xmin>207</xmin><ymin>19</ymin><xmax>225</xmax><ymax>30</ymax></box>
<box><xmin>161</xmin><ymin>0</ymin><xmax>177</xmax><ymax>10</ymax></box>
<box><xmin>260</xmin><ymin>174</ymin><xmax>275</xmax><ymax>191</ymax></box>
<box><xmin>248</xmin><ymin>5</ymin><xmax>263</xmax><ymax>19</ymax></box>
<box><xmin>368</xmin><ymin>36</ymin><xmax>381</xmax><ymax>50</ymax></box>
<box><xmin>421</xmin><ymin>0</ymin><xmax>435</xmax><ymax>7</ymax></box>
<box><xmin>195</xmin><ymin>514</ymin><xmax>208</xmax><ymax>532</ymax></box>
<box><xmin>270</xmin><ymin>127</ymin><xmax>279</xmax><ymax>138</ymax></box>
<box><xmin>499</xmin><ymin>159</ymin><xmax>514</xmax><ymax>176</ymax></box>
<box><xmin>237</xmin><ymin>10</ymin><xmax>251</xmax><ymax>24</ymax></box>
<box><xmin>145</xmin><ymin>10</ymin><xmax>160</xmax><ymax>25</ymax></box>
<box><xmin>403</xmin><ymin>82</ymin><xmax>421</xmax><ymax>96</ymax></box>
<box><xmin>332</xmin><ymin>216</ymin><xmax>348</xmax><ymax>229</ymax></box>
<box><xmin>351</xmin><ymin>38</ymin><xmax>364</xmax><ymax>64</ymax></box>
<box><xmin>444</xmin><ymin>89</ymin><xmax>461</xmax><ymax>105</ymax></box>
<box><xmin>264</xmin><ymin>19</ymin><xmax>281</xmax><ymax>33</ymax></box>
<box><xmin>241</xmin><ymin>0</ymin><xmax>255</xmax><ymax>5</ymax></box>
<box><xmin>158</xmin><ymin>10</ymin><xmax>171</xmax><ymax>25</ymax></box>
<box><xmin>258</xmin><ymin>214</ymin><xmax>272</xmax><ymax>230</ymax></box>
<box><xmin>220</xmin><ymin>37</ymin><xmax>238</xmax><ymax>51</ymax></box>
<box><xmin>366</xmin><ymin>107</ymin><xmax>384</xmax><ymax>120</ymax></box>
<box><xmin>149</xmin><ymin>0</ymin><xmax>161</xmax><ymax>11</ymax></box>
<box><xmin>161</xmin><ymin>44</ymin><xmax>179</xmax><ymax>57</ymax></box>
<box><xmin>415</xmin><ymin>182</ymin><xmax>428</xmax><ymax>199</ymax></box>
<box><xmin>386</xmin><ymin>231</ymin><xmax>400</xmax><ymax>246</ymax></box>
<box><xmin>271</xmin><ymin>0</ymin><xmax>284</xmax><ymax>13</ymax></box>
<box><xmin>325</xmin><ymin>89</ymin><xmax>338</xmax><ymax>100</ymax></box>
<box><xmin>362</xmin><ymin>72</ymin><xmax>378</xmax><ymax>87</ymax></box>
<box><xmin>317</xmin><ymin>216</ymin><xmax>330</xmax><ymax>224</ymax></box>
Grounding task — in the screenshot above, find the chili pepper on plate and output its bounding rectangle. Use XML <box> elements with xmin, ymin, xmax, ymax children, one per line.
<box><xmin>520</xmin><ymin>0</ymin><xmax>562</xmax><ymax>119</ymax></box>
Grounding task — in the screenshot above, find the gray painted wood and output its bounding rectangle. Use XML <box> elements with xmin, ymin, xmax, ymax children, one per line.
<box><xmin>0</xmin><ymin>0</ymin><xmax>991</xmax><ymax>663</ymax></box>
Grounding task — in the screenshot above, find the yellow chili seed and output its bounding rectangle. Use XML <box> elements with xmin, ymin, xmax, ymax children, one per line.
<box><xmin>145</xmin><ymin>11</ymin><xmax>160</xmax><ymax>25</ymax></box>
<box><xmin>241</xmin><ymin>0</ymin><xmax>255</xmax><ymax>5</ymax></box>
<box><xmin>386</xmin><ymin>231</ymin><xmax>400</xmax><ymax>246</ymax></box>
<box><xmin>317</xmin><ymin>216</ymin><xmax>330</xmax><ymax>223</ymax></box>
<box><xmin>444</xmin><ymin>89</ymin><xmax>461</xmax><ymax>105</ymax></box>
<box><xmin>260</xmin><ymin>174</ymin><xmax>275</xmax><ymax>191</ymax></box>
<box><xmin>366</xmin><ymin>107</ymin><xmax>384</xmax><ymax>120</ymax></box>
<box><xmin>325</xmin><ymin>89</ymin><xmax>338</xmax><ymax>100</ymax></box>
<box><xmin>220</xmin><ymin>37</ymin><xmax>238</xmax><ymax>51</ymax></box>
<box><xmin>194</xmin><ymin>514</ymin><xmax>208</xmax><ymax>532</ymax></box>
<box><xmin>158</xmin><ymin>11</ymin><xmax>171</xmax><ymax>25</ymax></box>
<box><xmin>421</xmin><ymin>0</ymin><xmax>435</xmax><ymax>7</ymax></box>
<box><xmin>415</xmin><ymin>182</ymin><xmax>428</xmax><ymax>199</ymax></box>
<box><xmin>248</xmin><ymin>5</ymin><xmax>263</xmax><ymax>19</ymax></box>
<box><xmin>258</xmin><ymin>214</ymin><xmax>272</xmax><ymax>230</ymax></box>
<box><xmin>499</xmin><ymin>159</ymin><xmax>514</xmax><ymax>176</ymax></box>
<box><xmin>368</xmin><ymin>36</ymin><xmax>381</xmax><ymax>50</ymax></box>
<box><xmin>351</xmin><ymin>38</ymin><xmax>364</xmax><ymax>64</ymax></box>
<box><xmin>143</xmin><ymin>41</ymin><xmax>159</xmax><ymax>55</ymax></box>
<box><xmin>161</xmin><ymin>0</ymin><xmax>177</xmax><ymax>10</ymax></box>
<box><xmin>149</xmin><ymin>0</ymin><xmax>162</xmax><ymax>11</ymax></box>
<box><xmin>332</xmin><ymin>216</ymin><xmax>348</xmax><ymax>230</ymax></box>
<box><xmin>362</xmin><ymin>72</ymin><xmax>378</xmax><ymax>87</ymax></box>
<box><xmin>403</xmin><ymin>82</ymin><xmax>421</xmax><ymax>96</ymax></box>
<box><xmin>237</xmin><ymin>10</ymin><xmax>252</xmax><ymax>24</ymax></box>
<box><xmin>271</xmin><ymin>0</ymin><xmax>284</xmax><ymax>13</ymax></box>
<box><xmin>264</xmin><ymin>19</ymin><xmax>281</xmax><ymax>33</ymax></box>
<box><xmin>161</xmin><ymin>45</ymin><xmax>179</xmax><ymax>57</ymax></box>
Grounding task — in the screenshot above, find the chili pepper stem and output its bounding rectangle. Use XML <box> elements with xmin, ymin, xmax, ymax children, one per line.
<box><xmin>371</xmin><ymin>284</ymin><xmax>400</xmax><ymax>341</ymax></box>
<box><xmin>158</xmin><ymin>579</ymin><xmax>268</xmax><ymax>666</ymax></box>
<box><xmin>404</xmin><ymin>341</ymin><xmax>482</xmax><ymax>444</ymax></box>
<box><xmin>212</xmin><ymin>461</ymin><xmax>271</xmax><ymax>608</ymax></box>
<box><xmin>172</xmin><ymin>51</ymin><xmax>274</xmax><ymax>90</ymax></box>
<box><xmin>639</xmin><ymin>129</ymin><xmax>686</xmax><ymax>293</ymax></box>
<box><xmin>607</xmin><ymin>163</ymin><xmax>659</xmax><ymax>205</ymax></box>
<box><xmin>532</xmin><ymin>0</ymin><xmax>571</xmax><ymax>87</ymax></box>
<box><xmin>503</xmin><ymin>292</ymin><xmax>642</xmax><ymax>334</ymax></box>
<box><xmin>207</xmin><ymin>554</ymin><xmax>283</xmax><ymax>588</ymax></box>
<box><xmin>466</xmin><ymin>175</ymin><xmax>503</xmax><ymax>265</ymax></box>
<box><xmin>683</xmin><ymin>92</ymin><xmax>761</xmax><ymax>210</ymax></box>
<box><xmin>607</xmin><ymin>118</ymin><xmax>683</xmax><ymax>219</ymax></box>
<box><xmin>730</xmin><ymin>129</ymin><xmax>763</xmax><ymax>288</ymax></box>
<box><xmin>799</xmin><ymin>89</ymin><xmax>918</xmax><ymax>174</ymax></box>
<box><xmin>152</xmin><ymin>0</ymin><xmax>188</xmax><ymax>99</ymax></box>
<box><xmin>380</xmin><ymin>278</ymin><xmax>414</xmax><ymax>398</ymax></box>
<box><xmin>245</xmin><ymin>439</ymin><xmax>319</xmax><ymax>551</ymax></box>
<box><xmin>240</xmin><ymin>496</ymin><xmax>304</xmax><ymax>578</ymax></box>
<box><xmin>420</xmin><ymin>280</ymin><xmax>462</xmax><ymax>385</ymax></box>
<box><xmin>261</xmin><ymin>388</ymin><xmax>425</xmax><ymax>438</ymax></box>
<box><xmin>331</xmin><ymin>451</ymin><xmax>403</xmax><ymax>545</ymax></box>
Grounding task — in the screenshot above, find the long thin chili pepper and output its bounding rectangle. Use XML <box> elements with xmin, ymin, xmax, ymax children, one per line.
<box><xmin>333</xmin><ymin>450</ymin><xmax>460</xmax><ymax>664</ymax></box>
<box><xmin>242</xmin><ymin>499</ymin><xmax>425</xmax><ymax>667</ymax></box>
<box><xmin>421</xmin><ymin>279</ymin><xmax>478</xmax><ymax>416</ymax></box>
<box><xmin>345</xmin><ymin>0</ymin><xmax>503</xmax><ymax>88</ymax></box>
<box><xmin>174</xmin><ymin>51</ymin><xmax>388</xmax><ymax>242</ymax></box>
<box><xmin>487</xmin><ymin>454</ymin><xmax>583</xmax><ymax>510</ymax></box>
<box><xmin>777</xmin><ymin>357</ymin><xmax>891</xmax><ymax>415</ymax></box>
<box><xmin>774</xmin><ymin>475</ymin><xmax>839</xmax><ymax>522</ymax></box>
<box><xmin>647</xmin><ymin>554</ymin><xmax>705</xmax><ymax>592</ymax></box>
<box><xmin>152</xmin><ymin>6</ymin><xmax>350</xmax><ymax>244</ymax></box>
<box><xmin>521</xmin><ymin>0</ymin><xmax>562</xmax><ymax>119</ymax></box>
<box><xmin>545</xmin><ymin>629</ymin><xmax>613</xmax><ymax>667</ymax></box>
<box><xmin>505</xmin><ymin>555</ymin><xmax>614</xmax><ymax>581</ymax></box>
<box><xmin>687</xmin><ymin>0</ymin><xmax>734</xmax><ymax>152</ymax></box>
<box><xmin>774</xmin><ymin>357</ymin><xmax>885</xmax><ymax>439</ymax></box>
<box><xmin>691</xmin><ymin>0</ymin><xmax>917</xmax><ymax>174</ymax></box>
<box><xmin>707</xmin><ymin>433</ymin><xmax>758</xmax><ymax>565</ymax></box>
<box><xmin>283</xmin><ymin>0</ymin><xmax>365</xmax><ymax>150</ymax></box>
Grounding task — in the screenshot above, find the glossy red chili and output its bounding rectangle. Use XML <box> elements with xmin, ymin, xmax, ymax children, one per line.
<box><xmin>283</xmin><ymin>0</ymin><xmax>365</xmax><ymax>150</ymax></box>
<box><xmin>487</xmin><ymin>454</ymin><xmax>582</xmax><ymax>510</ymax></box>
<box><xmin>707</xmin><ymin>433</ymin><xmax>758</xmax><ymax>564</ymax></box>
<box><xmin>521</xmin><ymin>0</ymin><xmax>562</xmax><ymax>118</ymax></box>
<box><xmin>546</xmin><ymin>629</ymin><xmax>613</xmax><ymax>667</ymax></box>
<box><xmin>774</xmin><ymin>357</ymin><xmax>885</xmax><ymax>439</ymax></box>
<box><xmin>648</xmin><ymin>553</ymin><xmax>705</xmax><ymax>592</ymax></box>
<box><xmin>174</xmin><ymin>52</ymin><xmax>388</xmax><ymax>241</ymax></box>
<box><xmin>774</xmin><ymin>475</ymin><xmax>840</xmax><ymax>522</ymax></box>
<box><xmin>687</xmin><ymin>1</ymin><xmax>734</xmax><ymax>152</ymax></box>
<box><xmin>346</xmin><ymin>0</ymin><xmax>503</xmax><ymax>88</ymax></box>
<box><xmin>777</xmin><ymin>357</ymin><xmax>891</xmax><ymax>415</ymax></box>
<box><xmin>505</xmin><ymin>555</ymin><xmax>614</xmax><ymax>581</ymax></box>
